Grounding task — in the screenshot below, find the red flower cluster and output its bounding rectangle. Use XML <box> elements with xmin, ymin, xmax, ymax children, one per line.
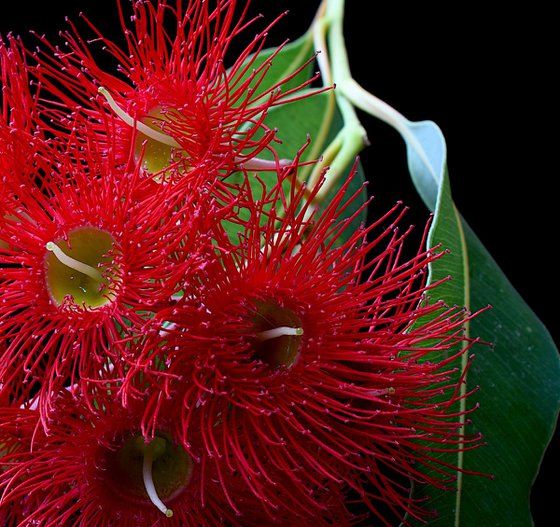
<box><xmin>1</xmin><ymin>2</ymin><xmax>484</xmax><ymax>526</ymax></box>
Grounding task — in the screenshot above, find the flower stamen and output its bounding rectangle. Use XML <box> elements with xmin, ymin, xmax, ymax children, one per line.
<box><xmin>98</xmin><ymin>86</ymin><xmax>180</xmax><ymax>148</ymax></box>
<box><xmin>142</xmin><ymin>440</ymin><xmax>174</xmax><ymax>518</ymax></box>
<box><xmin>255</xmin><ymin>326</ymin><xmax>303</xmax><ymax>341</ymax></box>
<box><xmin>241</xmin><ymin>157</ymin><xmax>293</xmax><ymax>171</ymax></box>
<box><xmin>45</xmin><ymin>241</ymin><xmax>103</xmax><ymax>283</ymax></box>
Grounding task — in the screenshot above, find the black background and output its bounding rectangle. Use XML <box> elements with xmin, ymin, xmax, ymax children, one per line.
<box><xmin>1</xmin><ymin>1</ymin><xmax>557</xmax><ymax>524</ymax></box>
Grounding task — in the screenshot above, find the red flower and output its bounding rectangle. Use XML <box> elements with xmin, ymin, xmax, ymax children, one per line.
<box><xmin>0</xmin><ymin>388</ymin><xmax>358</xmax><ymax>527</ymax></box>
<box><xmin>0</xmin><ymin>122</ymin><xmax>217</xmax><ymax>421</ymax></box>
<box><xmin>32</xmin><ymin>0</ymin><xmax>317</xmax><ymax>183</ymax></box>
<box><xmin>131</xmin><ymin>167</ymin><xmax>485</xmax><ymax>523</ymax></box>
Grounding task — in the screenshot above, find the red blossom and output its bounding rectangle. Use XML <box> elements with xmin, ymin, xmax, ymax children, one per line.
<box><xmin>128</xmin><ymin>167</ymin><xmax>486</xmax><ymax>524</ymax></box>
<box><xmin>0</xmin><ymin>121</ymin><xmax>219</xmax><ymax>422</ymax></box>
<box><xmin>0</xmin><ymin>389</ymin><xmax>359</xmax><ymax>527</ymax></box>
<box><xmin>31</xmin><ymin>0</ymin><xmax>318</xmax><ymax>183</ymax></box>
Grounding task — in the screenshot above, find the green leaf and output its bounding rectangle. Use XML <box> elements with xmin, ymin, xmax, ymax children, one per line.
<box><xmin>263</xmin><ymin>89</ymin><xmax>335</xmax><ymax>163</ymax></box>
<box><xmin>401</xmin><ymin>119</ymin><xmax>560</xmax><ymax>525</ymax></box>
<box><xmin>404</xmin><ymin>128</ymin><xmax>473</xmax><ymax>525</ymax></box>
<box><xmin>261</xmin><ymin>91</ymin><xmax>368</xmax><ymax>242</ymax></box>
<box><xmin>460</xmin><ymin>220</ymin><xmax>560</xmax><ymax>525</ymax></box>
<box><xmin>225</xmin><ymin>33</ymin><xmax>368</xmax><ymax>246</ymax></box>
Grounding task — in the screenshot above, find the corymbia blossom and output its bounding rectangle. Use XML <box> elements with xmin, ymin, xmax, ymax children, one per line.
<box><xmin>0</xmin><ymin>389</ymin><xmax>358</xmax><ymax>527</ymax></box>
<box><xmin>127</xmin><ymin>166</ymin><xmax>485</xmax><ymax>524</ymax></box>
<box><xmin>0</xmin><ymin>119</ymin><xmax>219</xmax><ymax>420</ymax></box>
<box><xmin>32</xmin><ymin>0</ymin><xmax>317</xmax><ymax>183</ymax></box>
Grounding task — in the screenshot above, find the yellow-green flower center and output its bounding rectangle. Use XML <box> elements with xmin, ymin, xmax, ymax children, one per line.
<box><xmin>44</xmin><ymin>227</ymin><xmax>120</xmax><ymax>308</ymax></box>
<box><xmin>107</xmin><ymin>433</ymin><xmax>193</xmax><ymax>516</ymax></box>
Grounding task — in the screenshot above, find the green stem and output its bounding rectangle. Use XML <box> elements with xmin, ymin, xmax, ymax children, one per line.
<box><xmin>339</xmin><ymin>77</ymin><xmax>437</xmax><ymax>183</ymax></box>
<box><xmin>307</xmin><ymin>0</ymin><xmax>437</xmax><ymax>205</ymax></box>
<box><xmin>306</xmin><ymin>0</ymin><xmax>368</xmax><ymax>203</ymax></box>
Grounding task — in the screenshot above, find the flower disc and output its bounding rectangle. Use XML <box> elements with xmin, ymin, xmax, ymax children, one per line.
<box><xmin>106</xmin><ymin>433</ymin><xmax>193</xmax><ymax>504</ymax></box>
<box><xmin>44</xmin><ymin>226</ymin><xmax>120</xmax><ymax>308</ymax></box>
<box><xmin>251</xmin><ymin>299</ymin><xmax>303</xmax><ymax>370</ymax></box>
